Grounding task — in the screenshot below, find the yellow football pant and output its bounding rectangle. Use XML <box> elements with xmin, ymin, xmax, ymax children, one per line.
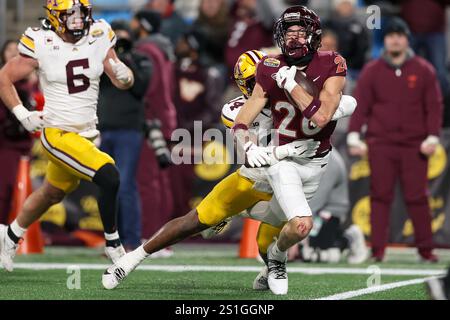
<box><xmin>40</xmin><ymin>128</ymin><xmax>115</xmax><ymax>193</ymax></box>
<box><xmin>196</xmin><ymin>170</ymin><xmax>272</xmax><ymax>226</ymax></box>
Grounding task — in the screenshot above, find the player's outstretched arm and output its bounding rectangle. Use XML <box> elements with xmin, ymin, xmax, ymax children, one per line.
<box><xmin>289</xmin><ymin>75</ymin><xmax>345</xmax><ymax>128</ymax></box>
<box><xmin>103</xmin><ymin>47</ymin><xmax>134</xmax><ymax>90</ymax></box>
<box><xmin>234</xmin><ymin>83</ymin><xmax>268</xmax><ymax>129</ymax></box>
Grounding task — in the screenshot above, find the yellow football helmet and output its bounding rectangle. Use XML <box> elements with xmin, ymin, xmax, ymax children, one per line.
<box><xmin>233</xmin><ymin>50</ymin><xmax>267</xmax><ymax>98</ymax></box>
<box><xmin>45</xmin><ymin>0</ymin><xmax>93</xmax><ymax>40</ymax></box>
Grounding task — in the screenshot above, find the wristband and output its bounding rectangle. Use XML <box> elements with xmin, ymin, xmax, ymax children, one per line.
<box><xmin>11</xmin><ymin>104</ymin><xmax>29</xmax><ymax>121</ymax></box>
<box><xmin>303</xmin><ymin>98</ymin><xmax>321</xmax><ymax>119</ymax></box>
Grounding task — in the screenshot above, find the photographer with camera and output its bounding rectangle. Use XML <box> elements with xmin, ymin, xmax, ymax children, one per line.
<box><xmin>97</xmin><ymin>20</ymin><xmax>152</xmax><ymax>251</ymax></box>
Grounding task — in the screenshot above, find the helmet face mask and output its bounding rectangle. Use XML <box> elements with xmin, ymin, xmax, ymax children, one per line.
<box><xmin>45</xmin><ymin>0</ymin><xmax>93</xmax><ymax>42</ymax></box>
<box><xmin>233</xmin><ymin>50</ymin><xmax>267</xmax><ymax>98</ymax></box>
<box><xmin>274</xmin><ymin>6</ymin><xmax>322</xmax><ymax>61</ymax></box>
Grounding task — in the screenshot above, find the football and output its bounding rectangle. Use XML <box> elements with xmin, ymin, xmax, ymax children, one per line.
<box><xmin>285</xmin><ymin>69</ymin><xmax>319</xmax><ymax>108</ymax></box>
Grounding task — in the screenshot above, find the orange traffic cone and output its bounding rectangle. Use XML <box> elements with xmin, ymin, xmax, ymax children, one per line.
<box><xmin>8</xmin><ymin>156</ymin><xmax>44</xmax><ymax>254</ymax></box>
<box><xmin>239</xmin><ymin>218</ymin><xmax>261</xmax><ymax>258</ymax></box>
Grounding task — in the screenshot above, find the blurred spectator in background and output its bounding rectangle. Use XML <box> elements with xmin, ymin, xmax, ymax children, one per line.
<box><xmin>288</xmin><ymin>150</ymin><xmax>368</xmax><ymax>264</ymax></box>
<box><xmin>400</xmin><ymin>0</ymin><xmax>450</xmax><ymax>126</ymax></box>
<box><xmin>319</xmin><ymin>29</ymin><xmax>339</xmax><ymax>52</ymax></box>
<box><xmin>347</xmin><ymin>18</ymin><xmax>443</xmax><ymax>263</ymax></box>
<box><xmin>225</xmin><ymin>0</ymin><xmax>273</xmax><ymax>78</ymax></box>
<box><xmin>258</xmin><ymin>0</ymin><xmax>310</xmax><ymax>28</ymax></box>
<box><xmin>400</xmin><ymin>0</ymin><xmax>449</xmax><ymax>92</ymax></box>
<box><xmin>130</xmin><ymin>10</ymin><xmax>177</xmax><ymax>241</ymax></box>
<box><xmin>97</xmin><ymin>21</ymin><xmax>152</xmax><ymax>251</ymax></box>
<box><xmin>323</xmin><ymin>0</ymin><xmax>369</xmax><ymax>83</ymax></box>
<box><xmin>170</xmin><ymin>30</ymin><xmax>225</xmax><ymax>217</ymax></box>
<box><xmin>0</xmin><ymin>40</ymin><xmax>33</xmax><ymax>224</ymax></box>
<box><xmin>193</xmin><ymin>0</ymin><xmax>230</xmax><ymax>70</ymax></box>
<box><xmin>145</xmin><ymin>0</ymin><xmax>188</xmax><ymax>46</ymax></box>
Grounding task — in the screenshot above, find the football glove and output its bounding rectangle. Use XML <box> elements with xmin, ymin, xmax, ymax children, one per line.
<box><xmin>274</xmin><ymin>66</ymin><xmax>297</xmax><ymax>93</ymax></box>
<box><xmin>109</xmin><ymin>58</ymin><xmax>132</xmax><ymax>85</ymax></box>
<box><xmin>11</xmin><ymin>104</ymin><xmax>44</xmax><ymax>133</ymax></box>
<box><xmin>244</xmin><ymin>141</ymin><xmax>272</xmax><ymax>168</ymax></box>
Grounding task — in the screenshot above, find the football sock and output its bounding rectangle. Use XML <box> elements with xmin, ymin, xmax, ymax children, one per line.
<box><xmin>8</xmin><ymin>220</ymin><xmax>26</xmax><ymax>244</ymax></box>
<box><xmin>270</xmin><ymin>242</ymin><xmax>287</xmax><ymax>261</ymax></box>
<box><xmin>104</xmin><ymin>231</ymin><xmax>121</xmax><ymax>248</ymax></box>
<box><xmin>93</xmin><ymin>164</ymin><xmax>120</xmax><ymax>236</ymax></box>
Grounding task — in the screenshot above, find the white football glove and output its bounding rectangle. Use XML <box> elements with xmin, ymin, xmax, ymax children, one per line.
<box><xmin>272</xmin><ymin>139</ymin><xmax>321</xmax><ymax>162</ymax></box>
<box><xmin>347</xmin><ymin>132</ymin><xmax>367</xmax><ymax>150</ymax></box>
<box><xmin>11</xmin><ymin>104</ymin><xmax>44</xmax><ymax>133</ymax></box>
<box><xmin>109</xmin><ymin>58</ymin><xmax>132</xmax><ymax>85</ymax></box>
<box><xmin>274</xmin><ymin>66</ymin><xmax>297</xmax><ymax>93</ymax></box>
<box><xmin>244</xmin><ymin>141</ymin><xmax>272</xmax><ymax>168</ymax></box>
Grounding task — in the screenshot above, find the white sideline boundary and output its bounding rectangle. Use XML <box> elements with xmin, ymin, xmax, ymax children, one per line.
<box><xmin>4</xmin><ymin>263</ymin><xmax>446</xmax><ymax>276</ymax></box>
<box><xmin>316</xmin><ymin>277</ymin><xmax>434</xmax><ymax>300</ymax></box>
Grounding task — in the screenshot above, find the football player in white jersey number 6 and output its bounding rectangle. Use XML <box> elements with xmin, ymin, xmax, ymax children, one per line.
<box><xmin>0</xmin><ymin>0</ymin><xmax>133</xmax><ymax>271</ymax></box>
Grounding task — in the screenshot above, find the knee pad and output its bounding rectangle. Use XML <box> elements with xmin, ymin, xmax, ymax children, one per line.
<box><xmin>93</xmin><ymin>163</ymin><xmax>120</xmax><ymax>191</ymax></box>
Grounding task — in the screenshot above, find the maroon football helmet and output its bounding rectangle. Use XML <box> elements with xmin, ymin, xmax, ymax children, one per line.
<box><xmin>274</xmin><ymin>6</ymin><xmax>322</xmax><ymax>61</ymax></box>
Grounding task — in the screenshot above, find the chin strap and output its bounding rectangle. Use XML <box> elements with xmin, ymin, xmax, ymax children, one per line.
<box><xmin>285</xmin><ymin>52</ymin><xmax>314</xmax><ymax>67</ymax></box>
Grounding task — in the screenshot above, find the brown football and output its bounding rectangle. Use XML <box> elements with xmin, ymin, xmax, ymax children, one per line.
<box><xmin>285</xmin><ymin>69</ymin><xmax>319</xmax><ymax>108</ymax></box>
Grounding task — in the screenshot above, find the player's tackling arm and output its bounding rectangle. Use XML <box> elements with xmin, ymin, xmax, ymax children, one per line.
<box><xmin>289</xmin><ymin>75</ymin><xmax>345</xmax><ymax>128</ymax></box>
<box><xmin>103</xmin><ymin>47</ymin><xmax>134</xmax><ymax>90</ymax></box>
<box><xmin>234</xmin><ymin>83</ymin><xmax>268</xmax><ymax>128</ymax></box>
<box><xmin>233</xmin><ymin>83</ymin><xmax>271</xmax><ymax>167</ymax></box>
<box><xmin>234</xmin><ymin>83</ymin><xmax>268</xmax><ymax>145</ymax></box>
<box><xmin>0</xmin><ymin>55</ymin><xmax>38</xmax><ymax>109</ymax></box>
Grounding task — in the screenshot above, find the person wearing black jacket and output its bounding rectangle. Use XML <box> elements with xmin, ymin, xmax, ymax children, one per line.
<box><xmin>97</xmin><ymin>20</ymin><xmax>152</xmax><ymax>251</ymax></box>
<box><xmin>322</xmin><ymin>0</ymin><xmax>369</xmax><ymax>80</ymax></box>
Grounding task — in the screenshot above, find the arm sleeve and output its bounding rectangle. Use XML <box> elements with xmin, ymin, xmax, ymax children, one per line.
<box><xmin>348</xmin><ymin>64</ymin><xmax>374</xmax><ymax>133</ymax></box>
<box><xmin>423</xmin><ymin>64</ymin><xmax>443</xmax><ymax>136</ymax></box>
<box><xmin>18</xmin><ymin>28</ymin><xmax>37</xmax><ymax>60</ymax></box>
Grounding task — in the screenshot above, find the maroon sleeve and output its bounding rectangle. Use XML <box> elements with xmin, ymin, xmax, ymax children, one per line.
<box><xmin>423</xmin><ymin>63</ymin><xmax>443</xmax><ymax>136</ymax></box>
<box><xmin>348</xmin><ymin>62</ymin><xmax>375</xmax><ymax>133</ymax></box>
<box><xmin>328</xmin><ymin>52</ymin><xmax>347</xmax><ymax>78</ymax></box>
<box><xmin>255</xmin><ymin>56</ymin><xmax>280</xmax><ymax>93</ymax></box>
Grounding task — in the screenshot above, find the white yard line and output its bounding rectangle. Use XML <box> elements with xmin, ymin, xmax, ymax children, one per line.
<box><xmin>5</xmin><ymin>263</ymin><xmax>446</xmax><ymax>276</ymax></box>
<box><xmin>316</xmin><ymin>277</ymin><xmax>434</xmax><ymax>300</ymax></box>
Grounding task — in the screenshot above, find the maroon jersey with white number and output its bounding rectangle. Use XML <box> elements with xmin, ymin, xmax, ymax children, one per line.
<box><xmin>256</xmin><ymin>51</ymin><xmax>347</xmax><ymax>155</ymax></box>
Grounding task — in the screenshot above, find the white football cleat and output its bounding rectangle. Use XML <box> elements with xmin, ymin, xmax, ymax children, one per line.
<box><xmin>345</xmin><ymin>225</ymin><xmax>369</xmax><ymax>264</ymax></box>
<box><xmin>267</xmin><ymin>243</ymin><xmax>288</xmax><ymax>295</ymax></box>
<box><xmin>253</xmin><ymin>266</ymin><xmax>269</xmax><ymax>290</ymax></box>
<box><xmin>0</xmin><ymin>224</ymin><xmax>19</xmax><ymax>272</ymax></box>
<box><xmin>102</xmin><ymin>251</ymin><xmax>139</xmax><ymax>290</ymax></box>
<box><xmin>105</xmin><ymin>245</ymin><xmax>126</xmax><ymax>264</ymax></box>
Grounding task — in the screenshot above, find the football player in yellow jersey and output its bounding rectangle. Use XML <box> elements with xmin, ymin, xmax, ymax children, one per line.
<box><xmin>0</xmin><ymin>0</ymin><xmax>134</xmax><ymax>271</ymax></box>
